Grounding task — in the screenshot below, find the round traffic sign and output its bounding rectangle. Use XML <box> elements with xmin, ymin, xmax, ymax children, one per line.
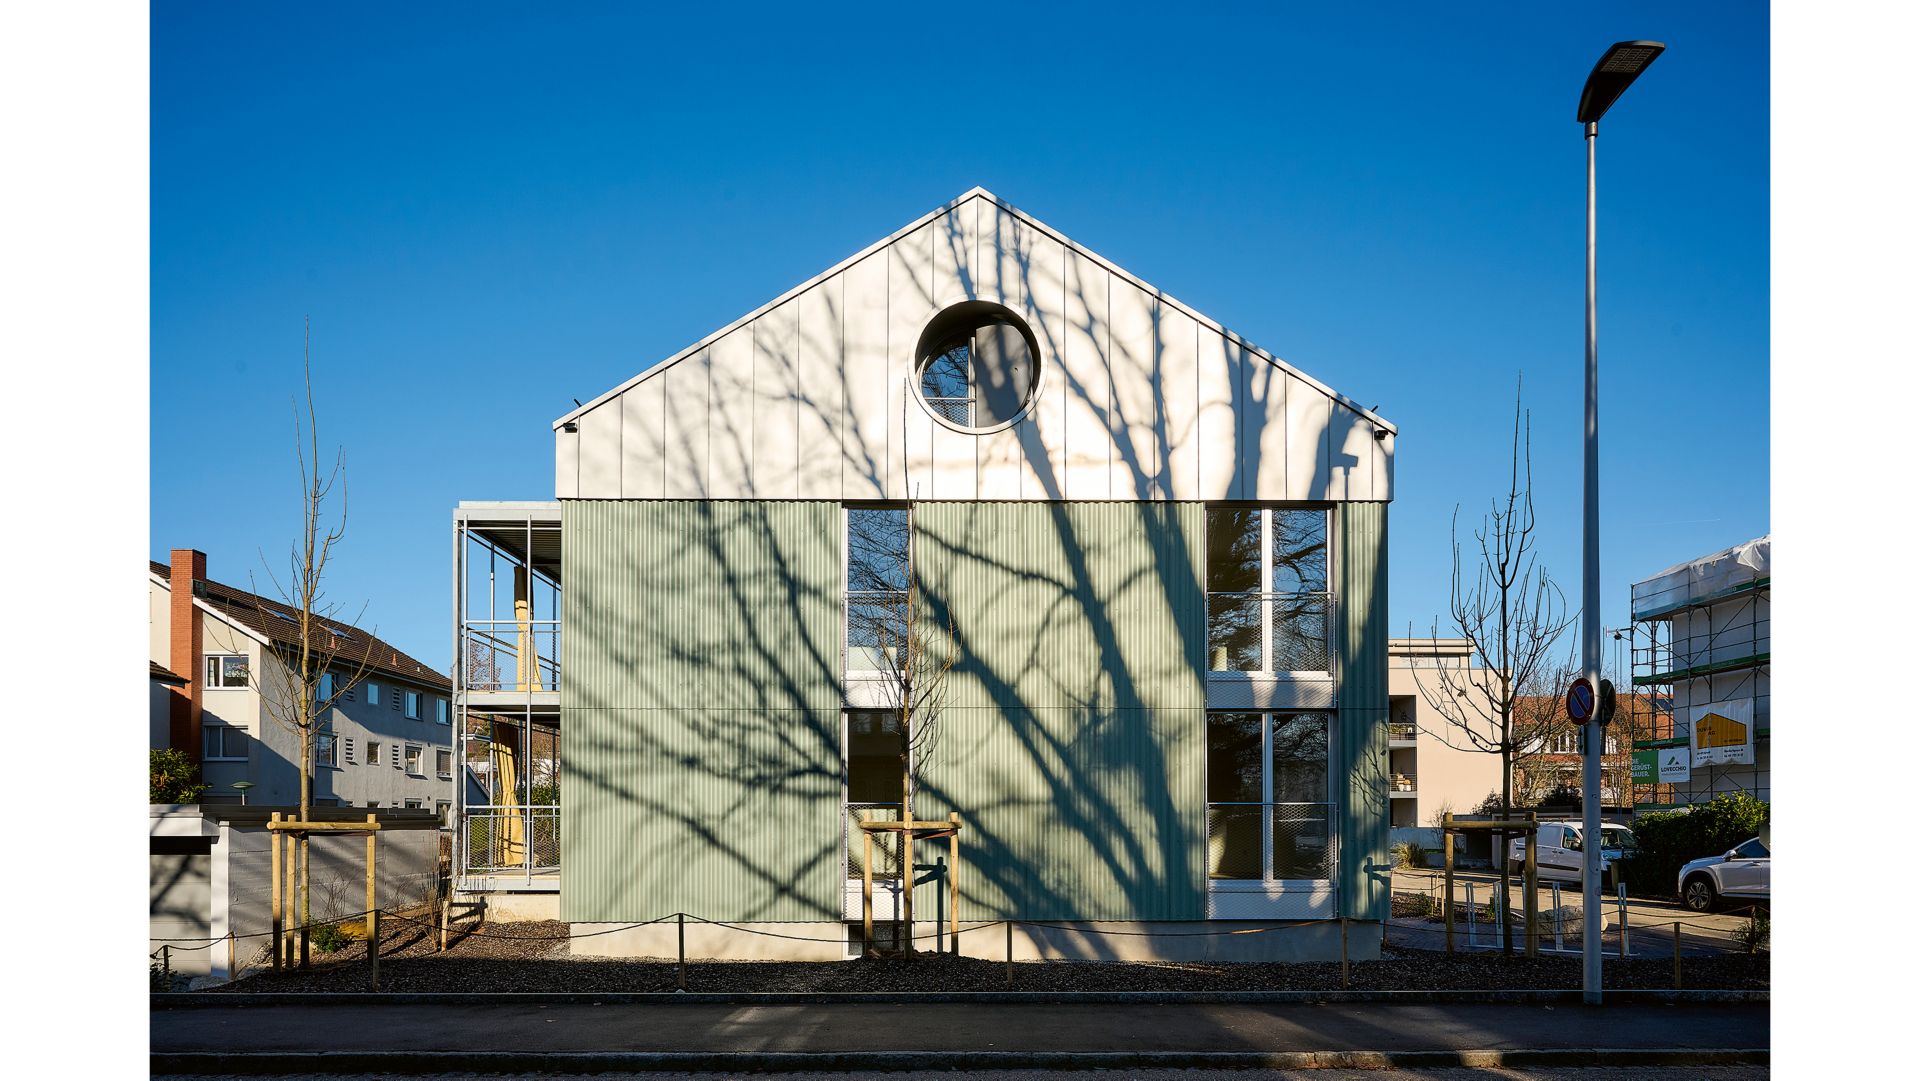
<box><xmin>1566</xmin><ymin>677</ymin><xmax>1595</xmax><ymax>722</ymax></box>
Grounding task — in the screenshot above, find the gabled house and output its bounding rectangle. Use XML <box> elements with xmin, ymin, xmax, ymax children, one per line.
<box><xmin>149</xmin><ymin>549</ymin><xmax>456</xmax><ymax>815</ymax></box>
<box><xmin>453</xmin><ymin>188</ymin><xmax>1397</xmax><ymax>960</ymax></box>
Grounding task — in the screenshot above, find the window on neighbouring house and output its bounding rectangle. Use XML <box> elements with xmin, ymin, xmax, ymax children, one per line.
<box><xmin>1205</xmin><ymin>711</ymin><xmax>1332</xmax><ymax>881</ymax></box>
<box><xmin>366</xmin><ymin>682</ymin><xmax>381</xmax><ymax>707</ymax></box>
<box><xmin>316</xmin><ymin>731</ymin><xmax>339</xmax><ymax>769</ymax></box>
<box><xmin>404</xmin><ymin>799</ymin><xmax>424</xmax><ymax>810</ymax></box>
<box><xmin>846</xmin><ymin>507</ymin><xmax>910</xmax><ymax>672</ymax></box>
<box><xmin>366</xmin><ymin>741</ymin><xmax>381</xmax><ymax>767</ymax></box>
<box><xmin>202</xmin><ymin>725</ymin><xmax>248</xmax><ymax>761</ymax></box>
<box><xmin>316</xmin><ymin>672</ymin><xmax>334</xmax><ymax>701</ymax></box>
<box><xmin>436</xmin><ymin>698</ymin><xmax>450</xmax><ymax>725</ymax></box>
<box><xmin>204</xmin><ymin>655</ymin><xmax>250</xmax><ymax>689</ymax></box>
<box><xmin>404</xmin><ymin>744</ymin><xmax>423</xmax><ymax>775</ymax></box>
<box><xmin>436</xmin><ymin>800</ymin><xmax>451</xmax><ymax>826</ymax></box>
<box><xmin>1205</xmin><ymin>508</ymin><xmax>1331</xmax><ymax>675</ymax></box>
<box><xmin>436</xmin><ymin>749</ymin><xmax>453</xmax><ymax>777</ymax></box>
<box><xmin>405</xmin><ymin>691</ymin><xmax>421</xmax><ymax>719</ymax></box>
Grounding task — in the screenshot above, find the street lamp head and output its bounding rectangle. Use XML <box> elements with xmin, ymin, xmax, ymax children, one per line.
<box><xmin>1577</xmin><ymin>40</ymin><xmax>1665</xmax><ymax>124</ymax></box>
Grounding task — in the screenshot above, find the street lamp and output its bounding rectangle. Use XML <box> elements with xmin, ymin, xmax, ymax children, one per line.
<box><xmin>231</xmin><ymin>780</ymin><xmax>255</xmax><ymax>806</ymax></box>
<box><xmin>1577</xmin><ymin>39</ymin><xmax>1663</xmax><ymax>1007</ymax></box>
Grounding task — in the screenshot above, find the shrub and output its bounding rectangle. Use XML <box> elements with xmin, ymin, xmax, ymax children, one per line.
<box><xmin>1735</xmin><ymin>909</ymin><xmax>1770</xmax><ymax>953</ymax></box>
<box><xmin>1616</xmin><ymin>793</ymin><xmax>1768</xmax><ymax>897</ymax></box>
<box><xmin>310</xmin><ymin>922</ymin><xmax>352</xmax><ymax>954</ymax></box>
<box><xmin>150</xmin><ymin>748</ymin><xmax>207</xmax><ymax>804</ymax></box>
<box><xmin>1390</xmin><ymin>841</ymin><xmax>1428</xmax><ymax>868</ymax></box>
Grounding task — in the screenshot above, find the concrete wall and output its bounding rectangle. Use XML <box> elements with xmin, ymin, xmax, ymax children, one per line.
<box><xmin>569</xmin><ymin>919</ymin><xmax>1378</xmax><ymax>963</ymax></box>
<box><xmin>555</xmin><ymin>190</ymin><xmax>1394</xmax><ymax>505</ymax></box>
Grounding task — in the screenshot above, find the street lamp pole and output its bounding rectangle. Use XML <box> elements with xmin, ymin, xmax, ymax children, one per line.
<box><xmin>1575</xmin><ymin>39</ymin><xmax>1663</xmax><ymax>1006</ymax></box>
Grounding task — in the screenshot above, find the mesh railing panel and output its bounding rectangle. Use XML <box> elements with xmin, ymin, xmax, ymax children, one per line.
<box><xmin>846</xmin><ymin>803</ymin><xmax>904</xmax><ymax>880</ymax></box>
<box><xmin>1273</xmin><ymin>803</ymin><xmax>1334</xmax><ymax>880</ymax></box>
<box><xmin>1206</xmin><ymin>804</ymin><xmax>1263</xmax><ymax>879</ymax></box>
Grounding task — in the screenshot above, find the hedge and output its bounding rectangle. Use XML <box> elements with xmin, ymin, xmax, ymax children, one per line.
<box><xmin>1617</xmin><ymin>793</ymin><xmax>1768</xmax><ymax>897</ymax></box>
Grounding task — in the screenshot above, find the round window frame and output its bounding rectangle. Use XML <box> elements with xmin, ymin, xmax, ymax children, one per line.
<box><xmin>910</xmin><ymin>301</ymin><xmax>1047</xmax><ymax>436</ymax></box>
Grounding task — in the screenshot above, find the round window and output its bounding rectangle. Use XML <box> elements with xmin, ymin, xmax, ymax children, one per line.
<box><xmin>913</xmin><ymin>301</ymin><xmax>1042</xmax><ymax>433</ymax></box>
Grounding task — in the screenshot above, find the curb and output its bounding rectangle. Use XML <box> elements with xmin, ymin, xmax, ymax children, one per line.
<box><xmin>152</xmin><ymin>1047</ymin><xmax>1769</xmax><ymax>1074</ymax></box>
<box><xmin>154</xmin><ymin>987</ymin><xmax>1769</xmax><ymax>1008</ymax></box>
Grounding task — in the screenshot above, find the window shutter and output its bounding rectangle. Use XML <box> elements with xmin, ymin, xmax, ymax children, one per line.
<box><xmin>344</xmin><ymin>737</ymin><xmax>355</xmax><ymax>765</ymax></box>
<box><xmin>391</xmin><ymin>744</ymin><xmax>400</xmax><ymax>768</ymax></box>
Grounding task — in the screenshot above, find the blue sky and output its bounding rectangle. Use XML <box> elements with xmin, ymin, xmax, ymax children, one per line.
<box><xmin>151</xmin><ymin>1</ymin><xmax>1768</xmax><ymax>673</ymax></box>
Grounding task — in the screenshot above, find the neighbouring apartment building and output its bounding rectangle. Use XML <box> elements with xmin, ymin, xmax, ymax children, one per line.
<box><xmin>149</xmin><ymin>550</ymin><xmax>457</xmax><ymax>815</ymax></box>
<box><xmin>452</xmin><ymin>189</ymin><xmax>1398</xmax><ymax>960</ymax></box>
<box><xmin>1627</xmin><ymin>536</ymin><xmax>1770</xmax><ymax>809</ymax></box>
<box><xmin>1384</xmin><ymin>638</ymin><xmax>1504</xmax><ymax>829</ymax></box>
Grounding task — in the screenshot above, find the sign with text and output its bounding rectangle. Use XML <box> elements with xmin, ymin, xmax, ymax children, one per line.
<box><xmin>1658</xmin><ymin>746</ymin><xmax>1691</xmax><ymax>783</ymax></box>
<box><xmin>1690</xmin><ymin>699</ymin><xmax>1755</xmax><ymax>767</ymax></box>
<box><xmin>1631</xmin><ymin>749</ymin><xmax>1658</xmax><ymax>784</ymax></box>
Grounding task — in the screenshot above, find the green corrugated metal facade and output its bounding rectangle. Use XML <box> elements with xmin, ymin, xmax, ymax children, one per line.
<box><xmin>911</xmin><ymin>502</ymin><xmax>1207</xmax><ymax>921</ymax></box>
<box><xmin>1335</xmin><ymin>501</ymin><xmax>1391</xmax><ymax>920</ymax></box>
<box><xmin>560</xmin><ymin>500</ymin><xmax>843</xmax><ymax>923</ymax></box>
<box><xmin>559</xmin><ymin>498</ymin><xmax>1389</xmax><ymax>925</ymax></box>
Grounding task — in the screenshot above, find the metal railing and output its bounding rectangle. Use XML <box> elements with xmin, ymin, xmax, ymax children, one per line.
<box><xmin>1205</xmin><ymin>592</ymin><xmax>1333</xmax><ymax>673</ymax></box>
<box><xmin>461</xmin><ymin>805</ymin><xmax>560</xmax><ymax>875</ymax></box>
<box><xmin>460</xmin><ymin>621</ymin><xmax>561</xmax><ymax>692</ymax></box>
<box><xmin>1205</xmin><ymin>801</ymin><xmax>1335</xmax><ymax>881</ymax></box>
<box><xmin>1388</xmin><ymin>722</ymin><xmax>1418</xmax><ymax>742</ymax></box>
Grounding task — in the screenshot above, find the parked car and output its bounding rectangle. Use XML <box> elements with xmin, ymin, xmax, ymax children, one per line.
<box><xmin>1677</xmin><ymin>836</ymin><xmax>1770</xmax><ymax>912</ymax></box>
<box><xmin>1506</xmin><ymin>821</ymin><xmax>1635</xmax><ymax>887</ymax></box>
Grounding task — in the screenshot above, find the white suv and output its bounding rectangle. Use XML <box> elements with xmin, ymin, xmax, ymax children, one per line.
<box><xmin>1678</xmin><ymin>836</ymin><xmax>1770</xmax><ymax>912</ymax></box>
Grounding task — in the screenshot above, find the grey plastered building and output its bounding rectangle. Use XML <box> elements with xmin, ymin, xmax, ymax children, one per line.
<box><xmin>453</xmin><ymin>189</ymin><xmax>1397</xmax><ymax>960</ymax></box>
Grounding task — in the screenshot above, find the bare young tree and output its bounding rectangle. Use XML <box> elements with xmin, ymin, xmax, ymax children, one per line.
<box><xmin>846</xmin><ymin>503</ymin><xmax>956</xmax><ymax>953</ymax></box>
<box><xmin>250</xmin><ymin>321</ymin><xmax>377</xmax><ymax>966</ymax></box>
<box><xmin>1415</xmin><ymin>376</ymin><xmax>1576</xmax><ymax>953</ymax></box>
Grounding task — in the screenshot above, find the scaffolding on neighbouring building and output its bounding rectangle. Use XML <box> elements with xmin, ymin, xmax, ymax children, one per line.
<box><xmin>452</xmin><ymin>503</ymin><xmax>563</xmax><ymax>893</ymax></box>
<box><xmin>1625</xmin><ymin>537</ymin><xmax>1769</xmax><ymax>810</ymax></box>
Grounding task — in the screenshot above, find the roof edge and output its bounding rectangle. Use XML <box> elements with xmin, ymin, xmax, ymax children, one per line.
<box><xmin>553</xmin><ymin>188</ymin><xmax>1397</xmax><ymax>434</ymax></box>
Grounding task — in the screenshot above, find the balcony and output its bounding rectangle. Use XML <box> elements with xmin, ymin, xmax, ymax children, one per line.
<box><xmin>1388</xmin><ymin>722</ymin><xmax>1417</xmax><ymax>746</ymax></box>
<box><xmin>1390</xmin><ymin>773</ymin><xmax>1417</xmax><ymax>795</ymax></box>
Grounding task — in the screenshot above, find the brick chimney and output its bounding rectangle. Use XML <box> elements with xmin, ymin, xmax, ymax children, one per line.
<box><xmin>168</xmin><ymin>549</ymin><xmax>207</xmax><ymax>759</ymax></box>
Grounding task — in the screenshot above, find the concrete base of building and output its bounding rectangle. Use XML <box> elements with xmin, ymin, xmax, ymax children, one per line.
<box><xmin>567</xmin><ymin>919</ymin><xmax>1381</xmax><ymax>963</ymax></box>
<box><xmin>463</xmin><ymin>890</ymin><xmax>562</xmax><ymax>923</ymax></box>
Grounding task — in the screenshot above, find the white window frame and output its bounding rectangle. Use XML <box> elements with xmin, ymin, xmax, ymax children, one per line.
<box><xmin>405</xmin><ymin>690</ymin><xmax>421</xmax><ymax>720</ymax></box>
<box><xmin>366</xmin><ymin>740</ymin><xmax>381</xmax><ymax>768</ymax></box>
<box><xmin>404</xmin><ymin>743</ymin><xmax>423</xmax><ymax>776</ymax></box>
<box><xmin>436</xmin><ymin>749</ymin><xmax>453</xmax><ymax>778</ymax></box>
<box><xmin>202</xmin><ymin>724</ymin><xmax>248</xmax><ymax>762</ymax></box>
<box><xmin>843</xmin><ymin>504</ymin><xmax>911</xmax><ymax>679</ymax></box>
<box><xmin>204</xmin><ymin>654</ymin><xmax>251</xmax><ymax>689</ymax></box>
<box><xmin>316</xmin><ymin>730</ymin><xmax>340</xmax><ymax>769</ymax></box>
<box><xmin>1204</xmin><ymin>710</ymin><xmax>1337</xmax><ymax>887</ymax></box>
<box><xmin>1205</xmin><ymin>507</ymin><xmax>1335</xmax><ymax>680</ymax></box>
<box><xmin>404</xmin><ymin>799</ymin><xmax>424</xmax><ymax>810</ymax></box>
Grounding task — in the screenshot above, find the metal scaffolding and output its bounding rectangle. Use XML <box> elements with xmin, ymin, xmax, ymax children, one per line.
<box><xmin>1625</xmin><ymin>541</ymin><xmax>1769</xmax><ymax>811</ymax></box>
<box><xmin>452</xmin><ymin>503</ymin><xmax>563</xmax><ymax>892</ymax></box>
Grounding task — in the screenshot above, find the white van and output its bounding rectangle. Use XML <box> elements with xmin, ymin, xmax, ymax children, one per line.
<box><xmin>1507</xmin><ymin>821</ymin><xmax>1635</xmax><ymax>886</ymax></box>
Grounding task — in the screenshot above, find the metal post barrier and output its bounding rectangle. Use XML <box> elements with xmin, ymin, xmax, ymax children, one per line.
<box><xmin>227</xmin><ymin>932</ymin><xmax>235</xmax><ymax>983</ymax></box>
<box><xmin>1673</xmin><ymin>922</ymin><xmax>1682</xmax><ymax>988</ymax></box>
<box><xmin>1005</xmin><ymin>921</ymin><xmax>1014</xmax><ymax>988</ymax></box>
<box><xmin>677</xmin><ymin>913</ymin><xmax>687</xmax><ymax>991</ymax></box>
<box><xmin>1442</xmin><ymin>819</ymin><xmax>1456</xmax><ymax>954</ymax></box>
<box><xmin>1340</xmin><ymin>917</ymin><xmax>1350</xmax><ymax>988</ymax></box>
<box><xmin>369</xmin><ymin>910</ymin><xmax>380</xmax><ymax>991</ymax></box>
<box><xmin>1617</xmin><ymin>882</ymin><xmax>1630</xmax><ymax>957</ymax></box>
<box><xmin>161</xmin><ymin>945</ymin><xmax>171</xmax><ymax>989</ymax></box>
<box><xmin>1466</xmin><ymin>882</ymin><xmax>1478</xmax><ymax>948</ymax></box>
<box><xmin>1553</xmin><ymin>883</ymin><xmax>1564</xmax><ymax>952</ymax></box>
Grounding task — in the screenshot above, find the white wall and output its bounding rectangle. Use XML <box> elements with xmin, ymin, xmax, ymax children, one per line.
<box><xmin>558</xmin><ymin>191</ymin><xmax>1394</xmax><ymax>504</ymax></box>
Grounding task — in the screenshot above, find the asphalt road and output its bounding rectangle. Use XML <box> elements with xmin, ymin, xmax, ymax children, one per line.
<box><xmin>152</xmin><ymin>1000</ymin><xmax>1768</xmax><ymax>1056</ymax></box>
<box><xmin>156</xmin><ymin>1069</ymin><xmax>1773</xmax><ymax>1081</ymax></box>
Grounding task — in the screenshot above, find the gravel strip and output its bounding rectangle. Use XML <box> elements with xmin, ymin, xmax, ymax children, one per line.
<box><xmin>207</xmin><ymin>917</ymin><xmax>1768</xmax><ymax>994</ymax></box>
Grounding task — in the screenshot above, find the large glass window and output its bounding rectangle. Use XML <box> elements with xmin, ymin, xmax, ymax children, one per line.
<box><xmin>847</xmin><ymin>507</ymin><xmax>909</xmax><ymax>672</ymax></box>
<box><xmin>1206</xmin><ymin>508</ymin><xmax>1331</xmax><ymax>674</ymax></box>
<box><xmin>1206</xmin><ymin>712</ymin><xmax>1333</xmax><ymax>881</ymax></box>
<box><xmin>845</xmin><ymin>709</ymin><xmax>905</xmax><ymax>880</ymax></box>
<box><xmin>915</xmin><ymin>306</ymin><xmax>1039</xmax><ymax>431</ymax></box>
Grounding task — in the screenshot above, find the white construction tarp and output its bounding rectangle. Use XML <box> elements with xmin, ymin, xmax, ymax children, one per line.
<box><xmin>1630</xmin><ymin>536</ymin><xmax>1769</xmax><ymax>620</ymax></box>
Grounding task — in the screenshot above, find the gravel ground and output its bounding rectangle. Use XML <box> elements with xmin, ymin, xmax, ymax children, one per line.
<box><xmin>205</xmin><ymin>916</ymin><xmax>1768</xmax><ymax>994</ymax></box>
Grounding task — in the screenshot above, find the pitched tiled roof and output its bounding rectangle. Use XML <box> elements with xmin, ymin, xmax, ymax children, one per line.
<box><xmin>150</xmin><ymin>561</ymin><xmax>450</xmax><ymax>691</ymax></box>
<box><xmin>149</xmin><ymin>660</ymin><xmax>187</xmax><ymax>685</ymax></box>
